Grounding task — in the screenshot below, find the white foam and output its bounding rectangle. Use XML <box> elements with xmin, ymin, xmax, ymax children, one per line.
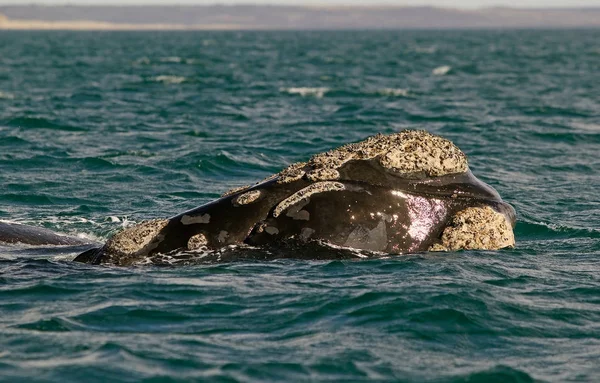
<box><xmin>136</xmin><ymin>247</ymin><xmax>215</xmax><ymax>266</ymax></box>
<box><xmin>432</xmin><ymin>65</ymin><xmax>451</xmax><ymax>76</ymax></box>
<box><xmin>111</xmin><ymin>216</ymin><xmax>137</xmax><ymax>229</ymax></box>
<box><xmin>532</xmin><ymin>220</ymin><xmax>599</xmax><ymax>235</ymax></box>
<box><xmin>74</xmin><ymin>232</ymin><xmax>104</xmax><ymax>243</ymax></box>
<box><xmin>319</xmin><ymin>240</ymin><xmax>386</xmax><ymax>258</ymax></box>
<box><xmin>133</xmin><ymin>57</ymin><xmax>151</xmax><ymax>65</ymax></box>
<box><xmin>377</xmin><ymin>88</ymin><xmax>409</xmax><ymax>97</ymax></box>
<box><xmin>39</xmin><ymin>216</ymin><xmax>101</xmax><ymax>227</ymax></box>
<box><xmin>160</xmin><ymin>56</ymin><xmax>183</xmax><ymax>63</ymax></box>
<box><xmin>414</xmin><ymin>45</ymin><xmax>437</xmax><ymax>54</ymax></box>
<box><xmin>0</xmin><ymin>91</ymin><xmax>14</xmax><ymax>99</ymax></box>
<box><xmin>1</xmin><ymin>215</ymin><xmax>139</xmax><ymax>242</ymax></box>
<box><xmin>571</xmin><ymin>122</ymin><xmax>600</xmax><ymax>132</ymax></box>
<box><xmin>153</xmin><ymin>75</ymin><xmax>186</xmax><ymax>84</ymax></box>
<box><xmin>282</xmin><ymin>87</ymin><xmax>330</xmax><ymax>98</ymax></box>
<box><xmin>0</xmin><ymin>251</ymin><xmax>17</xmax><ymax>261</ymax></box>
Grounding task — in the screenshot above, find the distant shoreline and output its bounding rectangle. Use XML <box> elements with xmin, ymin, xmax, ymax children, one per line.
<box><xmin>0</xmin><ymin>18</ymin><xmax>252</xmax><ymax>31</ymax></box>
<box><xmin>1</xmin><ymin>5</ymin><xmax>599</xmax><ymax>30</ymax></box>
<box><xmin>0</xmin><ymin>12</ymin><xmax>250</xmax><ymax>30</ymax></box>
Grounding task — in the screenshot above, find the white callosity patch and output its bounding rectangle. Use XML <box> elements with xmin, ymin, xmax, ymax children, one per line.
<box><xmin>430</xmin><ymin>206</ymin><xmax>515</xmax><ymax>252</ymax></box>
<box><xmin>344</xmin><ymin>220</ymin><xmax>388</xmax><ymax>252</ymax></box>
<box><xmin>265</xmin><ymin>226</ymin><xmax>279</xmax><ymax>235</ymax></box>
<box><xmin>273</xmin><ymin>181</ymin><xmax>345</xmax><ymax>218</ymax></box>
<box><xmin>300</xmin><ymin>227</ymin><xmax>316</xmax><ymax>240</ymax></box>
<box><xmin>285</xmin><ymin>199</ymin><xmax>310</xmax><ymax>221</ymax></box>
<box><xmin>187</xmin><ymin>233</ymin><xmax>208</xmax><ymax>250</ymax></box>
<box><xmin>276</xmin><ymin>130</ymin><xmax>467</xmax><ymax>183</ymax></box>
<box><xmin>181</xmin><ymin>214</ymin><xmax>210</xmax><ymax>225</ymax></box>
<box><xmin>233</xmin><ymin>190</ymin><xmax>261</xmax><ymax>206</ymax></box>
<box><xmin>217</xmin><ymin>230</ymin><xmax>229</xmax><ymax>243</ymax></box>
<box><xmin>254</xmin><ymin>221</ymin><xmax>279</xmax><ymax>235</ymax></box>
<box><xmin>104</xmin><ymin>218</ymin><xmax>169</xmax><ymax>256</ymax></box>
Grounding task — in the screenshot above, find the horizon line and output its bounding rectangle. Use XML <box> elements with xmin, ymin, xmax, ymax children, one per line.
<box><xmin>0</xmin><ymin>3</ymin><xmax>599</xmax><ymax>11</ymax></box>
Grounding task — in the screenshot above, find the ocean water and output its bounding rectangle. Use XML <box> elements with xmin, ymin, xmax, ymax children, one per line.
<box><xmin>0</xmin><ymin>30</ymin><xmax>599</xmax><ymax>382</ymax></box>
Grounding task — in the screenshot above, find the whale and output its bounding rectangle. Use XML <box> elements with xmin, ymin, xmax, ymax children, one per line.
<box><xmin>0</xmin><ymin>130</ymin><xmax>515</xmax><ymax>265</ymax></box>
<box><xmin>65</xmin><ymin>130</ymin><xmax>515</xmax><ymax>266</ymax></box>
<box><xmin>0</xmin><ymin>221</ymin><xmax>91</xmax><ymax>247</ymax></box>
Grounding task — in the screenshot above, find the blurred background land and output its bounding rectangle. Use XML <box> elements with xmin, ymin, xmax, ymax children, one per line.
<box><xmin>0</xmin><ymin>4</ymin><xmax>599</xmax><ymax>30</ymax></box>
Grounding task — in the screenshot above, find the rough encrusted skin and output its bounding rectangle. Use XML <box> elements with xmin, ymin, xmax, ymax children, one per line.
<box><xmin>277</xmin><ymin>162</ymin><xmax>306</xmax><ymax>184</ymax></box>
<box><xmin>429</xmin><ymin>206</ymin><xmax>515</xmax><ymax>252</ymax></box>
<box><xmin>102</xmin><ymin>219</ymin><xmax>169</xmax><ymax>263</ymax></box>
<box><xmin>105</xmin><ymin>219</ymin><xmax>168</xmax><ymax>253</ymax></box>
<box><xmin>276</xmin><ymin>130</ymin><xmax>468</xmax><ymax>184</ymax></box>
<box><xmin>233</xmin><ymin>190</ymin><xmax>261</xmax><ymax>206</ymax></box>
<box><xmin>187</xmin><ymin>233</ymin><xmax>208</xmax><ymax>250</ymax></box>
<box><xmin>221</xmin><ymin>184</ymin><xmax>251</xmax><ymax>198</ymax></box>
<box><xmin>378</xmin><ymin>131</ymin><xmax>467</xmax><ymax>178</ymax></box>
<box><xmin>273</xmin><ymin>181</ymin><xmax>345</xmax><ymax>218</ymax></box>
<box><xmin>306</xmin><ymin>168</ymin><xmax>340</xmax><ymax>182</ymax></box>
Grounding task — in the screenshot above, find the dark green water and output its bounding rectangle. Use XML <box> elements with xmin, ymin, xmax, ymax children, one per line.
<box><xmin>0</xmin><ymin>30</ymin><xmax>599</xmax><ymax>382</ymax></box>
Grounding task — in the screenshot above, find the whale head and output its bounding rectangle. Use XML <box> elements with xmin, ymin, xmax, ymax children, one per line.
<box><xmin>246</xmin><ymin>129</ymin><xmax>516</xmax><ymax>254</ymax></box>
<box><xmin>74</xmin><ymin>130</ymin><xmax>516</xmax><ymax>265</ymax></box>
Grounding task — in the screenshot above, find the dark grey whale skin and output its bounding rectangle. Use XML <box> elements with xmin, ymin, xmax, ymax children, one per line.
<box><xmin>0</xmin><ymin>221</ymin><xmax>90</xmax><ymax>247</ymax></box>
<box><xmin>73</xmin><ymin>158</ymin><xmax>516</xmax><ymax>266</ymax></box>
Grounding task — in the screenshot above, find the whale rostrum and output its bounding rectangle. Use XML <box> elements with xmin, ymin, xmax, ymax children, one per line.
<box><xmin>68</xmin><ymin>130</ymin><xmax>515</xmax><ymax>265</ymax></box>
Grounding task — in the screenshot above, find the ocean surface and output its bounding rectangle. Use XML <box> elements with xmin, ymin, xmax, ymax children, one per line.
<box><xmin>0</xmin><ymin>30</ymin><xmax>599</xmax><ymax>382</ymax></box>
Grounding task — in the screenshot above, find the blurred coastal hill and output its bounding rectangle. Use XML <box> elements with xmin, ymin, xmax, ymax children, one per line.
<box><xmin>0</xmin><ymin>5</ymin><xmax>599</xmax><ymax>30</ymax></box>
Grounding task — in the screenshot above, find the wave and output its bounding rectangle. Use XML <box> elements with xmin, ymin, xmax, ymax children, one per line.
<box><xmin>516</xmin><ymin>220</ymin><xmax>600</xmax><ymax>240</ymax></box>
<box><xmin>449</xmin><ymin>365</ymin><xmax>535</xmax><ymax>383</ymax></box>
<box><xmin>570</xmin><ymin>121</ymin><xmax>600</xmax><ymax>132</ymax></box>
<box><xmin>0</xmin><ymin>216</ymin><xmax>132</xmax><ymax>246</ymax></box>
<box><xmin>195</xmin><ymin>151</ymin><xmax>275</xmax><ymax>177</ymax></box>
<box><xmin>280</xmin><ymin>87</ymin><xmax>410</xmax><ymax>98</ymax></box>
<box><xmin>413</xmin><ymin>45</ymin><xmax>437</xmax><ymax>54</ymax></box>
<box><xmin>40</xmin><ymin>215</ymin><xmax>138</xmax><ymax>232</ymax></box>
<box><xmin>5</xmin><ymin>116</ymin><xmax>84</xmax><ymax>131</ymax></box>
<box><xmin>528</xmin><ymin>130</ymin><xmax>600</xmax><ymax>144</ymax></box>
<box><xmin>432</xmin><ymin>65</ymin><xmax>452</xmax><ymax>76</ymax></box>
<box><xmin>375</xmin><ymin>88</ymin><xmax>409</xmax><ymax>97</ymax></box>
<box><xmin>0</xmin><ymin>91</ymin><xmax>14</xmax><ymax>99</ymax></box>
<box><xmin>133</xmin><ymin>57</ymin><xmax>151</xmax><ymax>65</ymax></box>
<box><xmin>159</xmin><ymin>56</ymin><xmax>183</xmax><ymax>63</ymax></box>
<box><xmin>0</xmin><ymin>135</ymin><xmax>30</xmax><ymax>148</ymax></box>
<box><xmin>134</xmin><ymin>57</ymin><xmax>203</xmax><ymax>67</ymax></box>
<box><xmin>281</xmin><ymin>87</ymin><xmax>330</xmax><ymax>98</ymax></box>
<box><xmin>152</xmin><ymin>75</ymin><xmax>187</xmax><ymax>84</ymax></box>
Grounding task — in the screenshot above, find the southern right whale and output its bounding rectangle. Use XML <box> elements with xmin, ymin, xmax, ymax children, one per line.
<box><xmin>0</xmin><ymin>221</ymin><xmax>89</xmax><ymax>247</ymax></box>
<box><xmin>0</xmin><ymin>130</ymin><xmax>516</xmax><ymax>266</ymax></box>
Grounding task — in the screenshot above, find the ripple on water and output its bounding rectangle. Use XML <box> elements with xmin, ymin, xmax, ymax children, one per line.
<box><xmin>6</xmin><ymin>116</ymin><xmax>85</xmax><ymax>132</ymax></box>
